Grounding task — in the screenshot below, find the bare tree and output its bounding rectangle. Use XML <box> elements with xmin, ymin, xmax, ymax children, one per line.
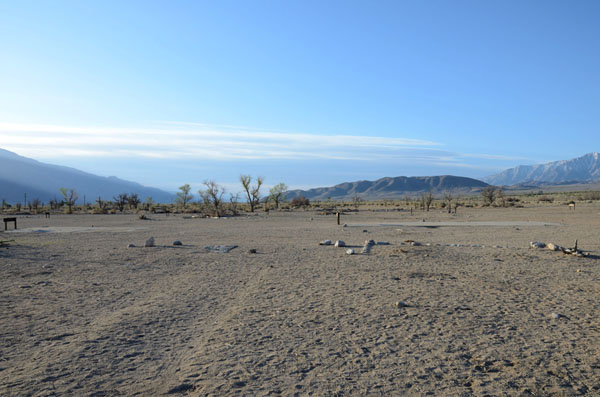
<box><xmin>481</xmin><ymin>186</ymin><xmax>496</xmax><ymax>206</ymax></box>
<box><xmin>352</xmin><ymin>194</ymin><xmax>363</xmax><ymax>211</ymax></box>
<box><xmin>60</xmin><ymin>187</ymin><xmax>79</xmax><ymax>214</ymax></box>
<box><xmin>228</xmin><ymin>193</ymin><xmax>241</xmax><ymax>215</ymax></box>
<box><xmin>268</xmin><ymin>182</ymin><xmax>288</xmax><ymax>209</ymax></box>
<box><xmin>443</xmin><ymin>191</ymin><xmax>454</xmax><ymax>214</ymax></box>
<box><xmin>200</xmin><ymin>180</ymin><xmax>225</xmax><ymax>217</ymax></box>
<box><xmin>31</xmin><ymin>198</ymin><xmax>42</xmax><ymax>212</ymax></box>
<box><xmin>176</xmin><ymin>184</ymin><xmax>193</xmax><ymax>208</ymax></box>
<box><xmin>420</xmin><ymin>190</ymin><xmax>434</xmax><ymax>211</ymax></box>
<box><xmin>240</xmin><ymin>175</ymin><xmax>263</xmax><ymax>212</ymax></box>
<box><xmin>128</xmin><ymin>193</ymin><xmax>141</xmax><ymax>209</ymax></box>
<box><xmin>114</xmin><ymin>193</ymin><xmax>128</xmax><ymax>212</ymax></box>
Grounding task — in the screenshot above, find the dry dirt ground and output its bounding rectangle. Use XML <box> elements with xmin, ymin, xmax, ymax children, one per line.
<box><xmin>1</xmin><ymin>204</ymin><xmax>600</xmax><ymax>396</ymax></box>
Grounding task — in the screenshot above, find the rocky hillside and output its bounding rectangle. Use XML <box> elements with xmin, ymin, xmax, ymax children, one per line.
<box><xmin>286</xmin><ymin>175</ymin><xmax>488</xmax><ymax>201</ymax></box>
<box><xmin>484</xmin><ymin>152</ymin><xmax>600</xmax><ymax>186</ymax></box>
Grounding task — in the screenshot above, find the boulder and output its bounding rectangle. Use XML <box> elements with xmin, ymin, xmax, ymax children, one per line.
<box><xmin>145</xmin><ymin>237</ymin><xmax>155</xmax><ymax>247</ymax></box>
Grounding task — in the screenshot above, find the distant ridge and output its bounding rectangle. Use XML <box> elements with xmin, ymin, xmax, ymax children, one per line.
<box><xmin>484</xmin><ymin>152</ymin><xmax>600</xmax><ymax>186</ymax></box>
<box><xmin>286</xmin><ymin>175</ymin><xmax>489</xmax><ymax>201</ymax></box>
<box><xmin>0</xmin><ymin>148</ymin><xmax>175</xmax><ymax>204</ymax></box>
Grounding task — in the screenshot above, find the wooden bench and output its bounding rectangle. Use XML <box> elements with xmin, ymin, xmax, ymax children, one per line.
<box><xmin>3</xmin><ymin>217</ymin><xmax>17</xmax><ymax>231</ymax></box>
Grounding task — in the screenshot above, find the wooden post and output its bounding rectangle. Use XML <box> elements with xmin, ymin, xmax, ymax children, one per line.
<box><xmin>336</xmin><ymin>212</ymin><xmax>340</xmax><ymax>225</ymax></box>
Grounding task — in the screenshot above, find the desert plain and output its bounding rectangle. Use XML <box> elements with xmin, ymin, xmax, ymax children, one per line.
<box><xmin>1</xmin><ymin>204</ymin><xmax>600</xmax><ymax>396</ymax></box>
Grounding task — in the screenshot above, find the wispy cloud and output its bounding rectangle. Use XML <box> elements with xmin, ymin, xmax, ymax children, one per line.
<box><xmin>0</xmin><ymin>121</ymin><xmax>441</xmax><ymax>161</ymax></box>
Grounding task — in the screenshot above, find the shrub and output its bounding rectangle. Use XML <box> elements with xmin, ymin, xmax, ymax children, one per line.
<box><xmin>291</xmin><ymin>195</ymin><xmax>310</xmax><ymax>208</ymax></box>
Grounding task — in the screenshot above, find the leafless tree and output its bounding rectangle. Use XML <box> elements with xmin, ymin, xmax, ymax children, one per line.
<box><xmin>481</xmin><ymin>186</ymin><xmax>496</xmax><ymax>206</ymax></box>
<box><xmin>443</xmin><ymin>191</ymin><xmax>454</xmax><ymax>214</ymax></box>
<box><xmin>128</xmin><ymin>193</ymin><xmax>141</xmax><ymax>209</ymax></box>
<box><xmin>352</xmin><ymin>194</ymin><xmax>363</xmax><ymax>211</ymax></box>
<box><xmin>114</xmin><ymin>193</ymin><xmax>128</xmax><ymax>212</ymax></box>
<box><xmin>200</xmin><ymin>180</ymin><xmax>226</xmax><ymax>217</ymax></box>
<box><xmin>240</xmin><ymin>175</ymin><xmax>263</xmax><ymax>212</ymax></box>
<box><xmin>31</xmin><ymin>198</ymin><xmax>42</xmax><ymax>212</ymax></box>
<box><xmin>60</xmin><ymin>187</ymin><xmax>79</xmax><ymax>214</ymax></box>
<box><xmin>228</xmin><ymin>193</ymin><xmax>241</xmax><ymax>215</ymax></box>
<box><xmin>420</xmin><ymin>190</ymin><xmax>434</xmax><ymax>211</ymax></box>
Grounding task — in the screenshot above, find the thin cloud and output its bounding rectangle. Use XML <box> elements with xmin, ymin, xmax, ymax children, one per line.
<box><xmin>0</xmin><ymin>122</ymin><xmax>441</xmax><ymax>161</ymax></box>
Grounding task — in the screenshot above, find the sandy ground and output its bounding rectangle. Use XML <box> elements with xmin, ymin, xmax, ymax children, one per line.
<box><xmin>1</xmin><ymin>204</ymin><xmax>600</xmax><ymax>396</ymax></box>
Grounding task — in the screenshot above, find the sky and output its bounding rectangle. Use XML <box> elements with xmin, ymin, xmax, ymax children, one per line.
<box><xmin>1</xmin><ymin>1</ymin><xmax>599</xmax><ymax>193</ymax></box>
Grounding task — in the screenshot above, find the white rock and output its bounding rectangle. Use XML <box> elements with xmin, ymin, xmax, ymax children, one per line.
<box><xmin>334</xmin><ymin>240</ymin><xmax>345</xmax><ymax>247</ymax></box>
<box><xmin>550</xmin><ymin>312</ymin><xmax>561</xmax><ymax>319</ymax></box>
<box><xmin>346</xmin><ymin>249</ymin><xmax>355</xmax><ymax>255</ymax></box>
<box><xmin>546</xmin><ymin>243</ymin><xmax>562</xmax><ymax>251</ymax></box>
<box><xmin>145</xmin><ymin>237</ymin><xmax>155</xmax><ymax>247</ymax></box>
<box><xmin>530</xmin><ymin>241</ymin><xmax>546</xmax><ymax>249</ymax></box>
<box><xmin>320</xmin><ymin>240</ymin><xmax>332</xmax><ymax>246</ymax></box>
<box><xmin>394</xmin><ymin>301</ymin><xmax>409</xmax><ymax>308</ymax></box>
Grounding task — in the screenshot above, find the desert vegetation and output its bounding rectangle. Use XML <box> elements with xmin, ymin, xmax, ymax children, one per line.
<box><xmin>3</xmin><ymin>186</ymin><xmax>600</xmax><ymax>217</ymax></box>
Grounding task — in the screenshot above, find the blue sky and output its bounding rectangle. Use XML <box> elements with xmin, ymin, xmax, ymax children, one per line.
<box><xmin>1</xmin><ymin>1</ymin><xmax>599</xmax><ymax>192</ymax></box>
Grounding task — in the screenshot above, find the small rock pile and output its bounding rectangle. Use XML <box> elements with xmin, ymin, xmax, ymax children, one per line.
<box><xmin>529</xmin><ymin>241</ymin><xmax>587</xmax><ymax>257</ymax></box>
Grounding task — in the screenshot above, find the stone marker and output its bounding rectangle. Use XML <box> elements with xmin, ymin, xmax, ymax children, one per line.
<box><xmin>361</xmin><ymin>239</ymin><xmax>375</xmax><ymax>254</ymax></box>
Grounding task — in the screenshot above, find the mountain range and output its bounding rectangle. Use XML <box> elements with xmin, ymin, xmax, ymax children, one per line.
<box><xmin>2</xmin><ymin>148</ymin><xmax>600</xmax><ymax>205</ymax></box>
<box><xmin>0</xmin><ymin>148</ymin><xmax>175</xmax><ymax>204</ymax></box>
<box><xmin>484</xmin><ymin>152</ymin><xmax>600</xmax><ymax>186</ymax></box>
<box><xmin>286</xmin><ymin>175</ymin><xmax>489</xmax><ymax>201</ymax></box>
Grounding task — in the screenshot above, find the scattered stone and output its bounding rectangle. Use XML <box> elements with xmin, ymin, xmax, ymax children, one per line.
<box><xmin>19</xmin><ymin>285</ymin><xmax>32</xmax><ymax>289</ymax></box>
<box><xmin>343</xmin><ymin>223</ymin><xmax>348</xmax><ymax>227</ymax></box>
<box><xmin>576</xmin><ymin>268</ymin><xmax>581</xmax><ymax>272</ymax></box>
<box><xmin>361</xmin><ymin>239</ymin><xmax>375</xmax><ymax>254</ymax></box>
<box><xmin>127</xmin><ymin>243</ymin><xmax>136</xmax><ymax>248</ymax></box>
<box><xmin>346</xmin><ymin>248</ymin><xmax>355</xmax><ymax>255</ymax></box>
<box><xmin>546</xmin><ymin>243</ymin><xmax>561</xmax><ymax>251</ymax></box>
<box><xmin>376</xmin><ymin>241</ymin><xmax>390</xmax><ymax>245</ymax></box>
<box><xmin>410</xmin><ymin>241</ymin><xmax>421</xmax><ymax>247</ymax></box>
<box><xmin>530</xmin><ymin>241</ymin><xmax>546</xmax><ymax>249</ymax></box>
<box><xmin>173</xmin><ymin>240</ymin><xmax>183</xmax><ymax>246</ymax></box>
<box><xmin>334</xmin><ymin>240</ymin><xmax>345</xmax><ymax>247</ymax></box>
<box><xmin>362</xmin><ymin>229</ymin><xmax>368</xmax><ymax>233</ymax></box>
<box><xmin>319</xmin><ymin>240</ymin><xmax>332</xmax><ymax>246</ymax></box>
<box><xmin>145</xmin><ymin>237</ymin><xmax>155</xmax><ymax>247</ymax></box>
<box><xmin>248</xmin><ymin>248</ymin><xmax>257</xmax><ymax>254</ymax></box>
<box><xmin>204</xmin><ymin>245</ymin><xmax>237</xmax><ymax>253</ymax></box>
<box><xmin>394</xmin><ymin>301</ymin><xmax>410</xmax><ymax>308</ymax></box>
<box><xmin>550</xmin><ymin>312</ymin><xmax>561</xmax><ymax>319</ymax></box>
